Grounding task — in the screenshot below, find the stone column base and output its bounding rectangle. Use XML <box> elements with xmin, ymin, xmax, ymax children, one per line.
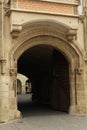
<box><xmin>0</xmin><ymin>110</ymin><xmax>22</xmax><ymax>123</ymax></box>
<box><xmin>15</xmin><ymin>110</ymin><xmax>22</xmax><ymax>119</ymax></box>
<box><xmin>69</xmin><ymin>105</ymin><xmax>87</xmax><ymax>115</ymax></box>
<box><xmin>0</xmin><ymin>75</ymin><xmax>22</xmax><ymax>122</ymax></box>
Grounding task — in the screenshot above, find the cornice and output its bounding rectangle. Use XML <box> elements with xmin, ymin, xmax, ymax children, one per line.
<box><xmin>30</xmin><ymin>0</ymin><xmax>79</xmax><ymax>5</ymax></box>
<box><xmin>10</xmin><ymin>8</ymin><xmax>79</xmax><ymax>18</ymax></box>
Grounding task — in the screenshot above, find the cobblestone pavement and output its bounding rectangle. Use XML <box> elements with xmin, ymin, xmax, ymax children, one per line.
<box><xmin>0</xmin><ymin>94</ymin><xmax>87</xmax><ymax>130</ymax></box>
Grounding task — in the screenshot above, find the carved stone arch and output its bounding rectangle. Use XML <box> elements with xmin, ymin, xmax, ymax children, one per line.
<box><xmin>12</xmin><ymin>34</ymin><xmax>83</xmax><ymax>77</ymax></box>
<box><xmin>8</xmin><ymin>20</ymin><xmax>86</xmax><ymax>115</ymax></box>
<box><xmin>10</xmin><ymin>20</ymin><xmax>83</xmax><ymax>67</ymax></box>
<box><xmin>14</xmin><ymin>35</ymin><xmax>78</xmax><ymax>64</ymax></box>
<box><xmin>22</xmin><ymin>19</ymin><xmax>71</xmax><ymax>38</ymax></box>
<box><xmin>11</xmin><ymin>19</ymin><xmax>71</xmax><ymax>52</ymax></box>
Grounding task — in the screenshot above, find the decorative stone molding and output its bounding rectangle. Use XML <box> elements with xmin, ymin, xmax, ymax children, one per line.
<box><xmin>9</xmin><ymin>68</ymin><xmax>17</xmax><ymax>76</ymax></box>
<box><xmin>37</xmin><ymin>0</ymin><xmax>79</xmax><ymax>4</ymax></box>
<box><xmin>75</xmin><ymin>68</ymin><xmax>83</xmax><ymax>75</ymax></box>
<box><xmin>84</xmin><ymin>51</ymin><xmax>87</xmax><ymax>61</ymax></box>
<box><xmin>85</xmin><ymin>59</ymin><xmax>87</xmax><ymax>65</ymax></box>
<box><xmin>11</xmin><ymin>24</ymin><xmax>22</xmax><ymax>38</ymax></box>
<box><xmin>4</xmin><ymin>0</ymin><xmax>10</xmax><ymax>4</ymax></box>
<box><xmin>84</xmin><ymin>54</ymin><xmax>87</xmax><ymax>73</ymax></box>
<box><xmin>0</xmin><ymin>0</ymin><xmax>10</xmax><ymax>4</ymax></box>
<box><xmin>4</xmin><ymin>2</ymin><xmax>11</xmax><ymax>16</ymax></box>
<box><xmin>0</xmin><ymin>58</ymin><xmax>6</xmax><ymax>74</ymax></box>
<box><xmin>66</xmin><ymin>29</ymin><xmax>77</xmax><ymax>41</ymax></box>
<box><xmin>0</xmin><ymin>0</ymin><xmax>4</xmax><ymax>3</ymax></box>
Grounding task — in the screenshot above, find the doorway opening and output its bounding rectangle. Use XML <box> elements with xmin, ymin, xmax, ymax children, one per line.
<box><xmin>17</xmin><ymin>45</ymin><xmax>70</xmax><ymax>116</ymax></box>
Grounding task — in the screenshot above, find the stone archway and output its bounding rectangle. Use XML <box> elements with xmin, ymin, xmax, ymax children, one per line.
<box><xmin>7</xmin><ymin>20</ymin><xmax>86</xmax><ymax>121</ymax></box>
<box><xmin>17</xmin><ymin>45</ymin><xmax>70</xmax><ymax>112</ymax></box>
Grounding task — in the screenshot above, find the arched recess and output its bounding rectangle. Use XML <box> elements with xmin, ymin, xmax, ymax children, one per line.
<box><xmin>9</xmin><ymin>20</ymin><xmax>84</xmax><ymax>115</ymax></box>
<box><xmin>10</xmin><ymin>20</ymin><xmax>83</xmax><ymax>65</ymax></box>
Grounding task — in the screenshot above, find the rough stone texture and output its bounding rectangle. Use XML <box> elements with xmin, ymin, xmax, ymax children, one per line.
<box><xmin>0</xmin><ymin>0</ymin><xmax>87</xmax><ymax>123</ymax></box>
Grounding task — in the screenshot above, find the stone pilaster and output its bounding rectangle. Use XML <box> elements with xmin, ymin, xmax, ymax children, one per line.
<box><xmin>0</xmin><ymin>75</ymin><xmax>10</xmax><ymax>122</ymax></box>
<box><xmin>69</xmin><ymin>67</ymin><xmax>86</xmax><ymax>115</ymax></box>
<box><xmin>84</xmin><ymin>58</ymin><xmax>87</xmax><ymax>114</ymax></box>
<box><xmin>0</xmin><ymin>57</ymin><xmax>9</xmax><ymax>122</ymax></box>
<box><xmin>0</xmin><ymin>2</ymin><xmax>9</xmax><ymax>122</ymax></box>
<box><xmin>8</xmin><ymin>64</ymin><xmax>21</xmax><ymax>120</ymax></box>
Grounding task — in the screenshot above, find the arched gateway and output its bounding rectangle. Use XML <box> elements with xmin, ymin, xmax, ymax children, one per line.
<box><xmin>0</xmin><ymin>20</ymin><xmax>86</xmax><ymax>122</ymax></box>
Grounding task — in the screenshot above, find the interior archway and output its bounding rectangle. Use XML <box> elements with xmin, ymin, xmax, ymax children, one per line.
<box><xmin>17</xmin><ymin>79</ymin><xmax>22</xmax><ymax>94</ymax></box>
<box><xmin>17</xmin><ymin>45</ymin><xmax>70</xmax><ymax>113</ymax></box>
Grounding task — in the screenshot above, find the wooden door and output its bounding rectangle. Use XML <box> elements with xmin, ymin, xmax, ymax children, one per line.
<box><xmin>51</xmin><ymin>50</ymin><xmax>70</xmax><ymax>112</ymax></box>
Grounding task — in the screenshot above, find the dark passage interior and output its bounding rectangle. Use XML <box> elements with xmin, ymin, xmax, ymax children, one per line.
<box><xmin>18</xmin><ymin>45</ymin><xmax>70</xmax><ymax>113</ymax></box>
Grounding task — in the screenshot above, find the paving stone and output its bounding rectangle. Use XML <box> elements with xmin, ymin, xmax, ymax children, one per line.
<box><xmin>0</xmin><ymin>94</ymin><xmax>87</xmax><ymax>130</ymax></box>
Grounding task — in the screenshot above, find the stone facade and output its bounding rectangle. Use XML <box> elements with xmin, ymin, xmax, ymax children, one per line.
<box><xmin>0</xmin><ymin>0</ymin><xmax>87</xmax><ymax>122</ymax></box>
